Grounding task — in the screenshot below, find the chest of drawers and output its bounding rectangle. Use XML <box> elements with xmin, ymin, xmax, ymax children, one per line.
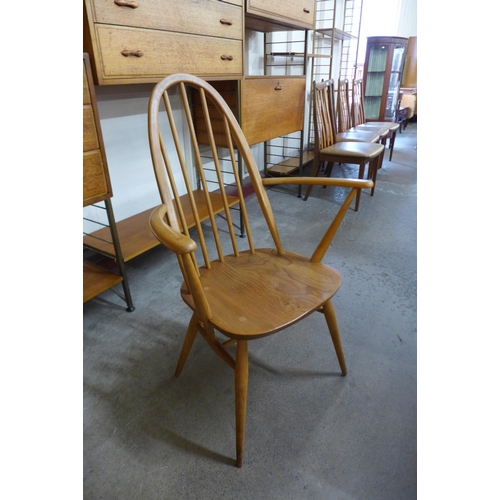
<box><xmin>83</xmin><ymin>56</ymin><xmax>112</xmax><ymax>204</ymax></box>
<box><xmin>84</xmin><ymin>0</ymin><xmax>244</xmax><ymax>84</ymax></box>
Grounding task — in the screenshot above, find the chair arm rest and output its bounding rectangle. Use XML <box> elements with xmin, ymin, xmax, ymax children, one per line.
<box><xmin>149</xmin><ymin>204</ymin><xmax>197</xmax><ymax>255</ymax></box>
<box><xmin>262</xmin><ymin>177</ymin><xmax>374</xmax><ymax>190</ymax></box>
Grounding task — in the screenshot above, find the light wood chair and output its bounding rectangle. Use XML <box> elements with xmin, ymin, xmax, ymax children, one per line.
<box><xmin>350</xmin><ymin>79</ymin><xmax>400</xmax><ymax>162</ymax></box>
<box><xmin>148</xmin><ymin>74</ymin><xmax>374</xmax><ymax>467</ymax></box>
<box><xmin>303</xmin><ymin>80</ymin><xmax>385</xmax><ymax>209</ymax></box>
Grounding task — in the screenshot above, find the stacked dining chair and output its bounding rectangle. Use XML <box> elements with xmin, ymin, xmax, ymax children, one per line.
<box><xmin>350</xmin><ymin>79</ymin><xmax>401</xmax><ymax>162</ymax></box>
<box><xmin>303</xmin><ymin>79</ymin><xmax>385</xmax><ymax>210</ymax></box>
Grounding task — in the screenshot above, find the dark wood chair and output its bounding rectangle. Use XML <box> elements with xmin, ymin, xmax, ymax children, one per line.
<box><xmin>350</xmin><ymin>79</ymin><xmax>400</xmax><ymax>162</ymax></box>
<box><xmin>148</xmin><ymin>74</ymin><xmax>374</xmax><ymax>467</ymax></box>
<box><xmin>303</xmin><ymin>79</ymin><xmax>385</xmax><ymax>209</ymax></box>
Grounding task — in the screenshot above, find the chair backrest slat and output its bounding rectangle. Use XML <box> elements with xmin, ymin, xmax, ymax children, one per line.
<box><xmin>313</xmin><ymin>79</ymin><xmax>337</xmax><ymax>151</ymax></box>
<box><xmin>337</xmin><ymin>79</ymin><xmax>351</xmax><ymax>133</ymax></box>
<box><xmin>148</xmin><ymin>74</ymin><xmax>284</xmax><ymax>277</ymax></box>
<box><xmin>351</xmin><ymin>79</ymin><xmax>366</xmax><ymax>127</ymax></box>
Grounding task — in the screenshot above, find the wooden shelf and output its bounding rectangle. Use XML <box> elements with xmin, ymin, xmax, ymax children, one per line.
<box><xmin>83</xmin><ymin>261</ymin><xmax>123</xmax><ymax>303</ymax></box>
<box><xmin>83</xmin><ymin>190</ymin><xmax>240</xmax><ymax>262</ymax></box>
<box><xmin>266</xmin><ymin>150</ymin><xmax>314</xmax><ymax>175</ymax></box>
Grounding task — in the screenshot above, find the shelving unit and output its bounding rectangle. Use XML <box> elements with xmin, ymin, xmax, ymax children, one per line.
<box><xmin>262</xmin><ymin>31</ymin><xmax>310</xmax><ymax>180</ymax></box>
<box><xmin>82</xmin><ymin>1</ymin><xmax>319</xmax><ymax>298</ymax></box>
<box><xmin>307</xmin><ymin>0</ymin><xmax>363</xmax><ymax>148</ymax></box>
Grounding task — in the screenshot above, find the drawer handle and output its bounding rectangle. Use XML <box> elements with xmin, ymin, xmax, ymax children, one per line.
<box><xmin>220</xmin><ymin>19</ymin><xmax>233</xmax><ymax>26</ymax></box>
<box><xmin>275</xmin><ymin>84</ymin><xmax>282</xmax><ymax>91</ymax></box>
<box><xmin>114</xmin><ymin>0</ymin><xmax>139</xmax><ymax>8</ymax></box>
<box><xmin>220</xmin><ymin>55</ymin><xmax>234</xmax><ymax>61</ymax></box>
<box><xmin>303</xmin><ymin>8</ymin><xmax>310</xmax><ymax>13</ymax></box>
<box><xmin>121</xmin><ymin>49</ymin><xmax>144</xmax><ymax>58</ymax></box>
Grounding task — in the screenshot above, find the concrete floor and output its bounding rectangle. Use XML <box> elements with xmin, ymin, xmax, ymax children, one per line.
<box><xmin>83</xmin><ymin>123</ymin><xmax>417</xmax><ymax>499</ymax></box>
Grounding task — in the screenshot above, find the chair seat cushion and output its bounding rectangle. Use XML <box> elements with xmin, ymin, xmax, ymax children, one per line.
<box><xmin>351</xmin><ymin>125</ymin><xmax>390</xmax><ymax>137</ymax></box>
<box><xmin>337</xmin><ymin>130</ymin><xmax>380</xmax><ymax>143</ymax></box>
<box><xmin>181</xmin><ymin>249</ymin><xmax>341</xmax><ymax>339</ymax></box>
<box><xmin>321</xmin><ymin>141</ymin><xmax>384</xmax><ymax>159</ymax></box>
<box><xmin>360</xmin><ymin>121</ymin><xmax>399</xmax><ymax>132</ymax></box>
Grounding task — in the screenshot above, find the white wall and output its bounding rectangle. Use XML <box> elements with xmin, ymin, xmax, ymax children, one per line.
<box><xmin>357</xmin><ymin>0</ymin><xmax>416</xmax><ymax>63</ymax></box>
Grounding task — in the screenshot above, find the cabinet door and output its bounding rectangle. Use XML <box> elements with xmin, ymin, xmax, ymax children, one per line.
<box><xmin>364</xmin><ymin>44</ymin><xmax>388</xmax><ymax>120</ymax></box>
<box><xmin>385</xmin><ymin>44</ymin><xmax>406</xmax><ymax>120</ymax></box>
<box><xmin>241</xmin><ymin>77</ymin><xmax>305</xmax><ymax>146</ymax></box>
<box><xmin>364</xmin><ymin>38</ymin><xmax>407</xmax><ymax>121</ymax></box>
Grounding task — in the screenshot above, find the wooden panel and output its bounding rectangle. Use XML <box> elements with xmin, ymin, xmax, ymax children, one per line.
<box><xmin>83</xmin><ymin>261</ymin><xmax>123</xmax><ymax>303</ymax></box>
<box><xmin>95</xmin><ymin>25</ymin><xmax>243</xmax><ymax>81</ymax></box>
<box><xmin>83</xmin><ymin>151</ymin><xmax>109</xmax><ymax>205</ymax></box>
<box><xmin>241</xmin><ymin>77</ymin><xmax>305</xmax><ymax>146</ymax></box>
<box><xmin>192</xmin><ymin>80</ymin><xmax>238</xmax><ymax>147</ymax></box>
<box><xmin>91</xmin><ymin>0</ymin><xmax>243</xmax><ymax>40</ymax></box>
<box><xmin>402</xmin><ymin>36</ymin><xmax>417</xmax><ymax>88</ymax></box>
<box><xmin>83</xmin><ymin>61</ymin><xmax>91</xmax><ymax>104</ymax></box>
<box><xmin>83</xmin><ymin>106</ymin><xmax>99</xmax><ymax>152</ymax></box>
<box><xmin>246</xmin><ymin>0</ymin><xmax>314</xmax><ymax>30</ymax></box>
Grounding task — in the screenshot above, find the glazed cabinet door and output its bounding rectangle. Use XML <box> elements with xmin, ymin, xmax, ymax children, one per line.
<box><xmin>363</xmin><ymin>36</ymin><xmax>407</xmax><ymax>122</ymax></box>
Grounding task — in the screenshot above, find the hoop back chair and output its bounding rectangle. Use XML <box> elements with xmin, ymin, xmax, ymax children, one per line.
<box><xmin>147</xmin><ymin>74</ymin><xmax>373</xmax><ymax>467</ymax></box>
<box><xmin>351</xmin><ymin>79</ymin><xmax>400</xmax><ymax>161</ymax></box>
<box><xmin>303</xmin><ymin>79</ymin><xmax>384</xmax><ymax>208</ymax></box>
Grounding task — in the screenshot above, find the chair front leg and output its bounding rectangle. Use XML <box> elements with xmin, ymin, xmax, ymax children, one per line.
<box><xmin>304</xmin><ymin>157</ymin><xmax>322</xmax><ymax>201</ymax></box>
<box><xmin>354</xmin><ymin>162</ymin><xmax>366</xmax><ymax>211</ymax></box>
<box><xmin>235</xmin><ymin>340</ymin><xmax>249</xmax><ymax>467</ymax></box>
<box><xmin>175</xmin><ymin>312</ymin><xmax>199</xmax><ymax>377</ymax></box>
<box><xmin>323</xmin><ymin>300</ymin><xmax>347</xmax><ymax>375</ymax></box>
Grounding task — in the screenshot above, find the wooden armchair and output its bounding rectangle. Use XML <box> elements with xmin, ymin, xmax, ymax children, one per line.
<box><xmin>303</xmin><ymin>80</ymin><xmax>385</xmax><ymax>209</ymax></box>
<box><xmin>147</xmin><ymin>74</ymin><xmax>374</xmax><ymax>467</ymax></box>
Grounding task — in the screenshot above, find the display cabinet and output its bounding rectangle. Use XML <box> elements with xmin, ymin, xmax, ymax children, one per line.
<box><xmin>362</xmin><ymin>36</ymin><xmax>408</xmax><ymax>122</ymax></box>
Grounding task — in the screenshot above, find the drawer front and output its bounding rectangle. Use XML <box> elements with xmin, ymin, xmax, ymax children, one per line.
<box><xmin>83</xmin><ymin>61</ymin><xmax>91</xmax><ymax>104</ymax></box>
<box><xmin>241</xmin><ymin>77</ymin><xmax>305</xmax><ymax>146</ymax></box>
<box><xmin>91</xmin><ymin>0</ymin><xmax>243</xmax><ymax>40</ymax></box>
<box><xmin>95</xmin><ymin>25</ymin><xmax>242</xmax><ymax>80</ymax></box>
<box><xmin>84</xmin><ymin>106</ymin><xmax>99</xmax><ymax>152</ymax></box>
<box><xmin>246</xmin><ymin>0</ymin><xmax>314</xmax><ymax>29</ymax></box>
<box><xmin>84</xmin><ymin>151</ymin><xmax>110</xmax><ymax>205</ymax></box>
